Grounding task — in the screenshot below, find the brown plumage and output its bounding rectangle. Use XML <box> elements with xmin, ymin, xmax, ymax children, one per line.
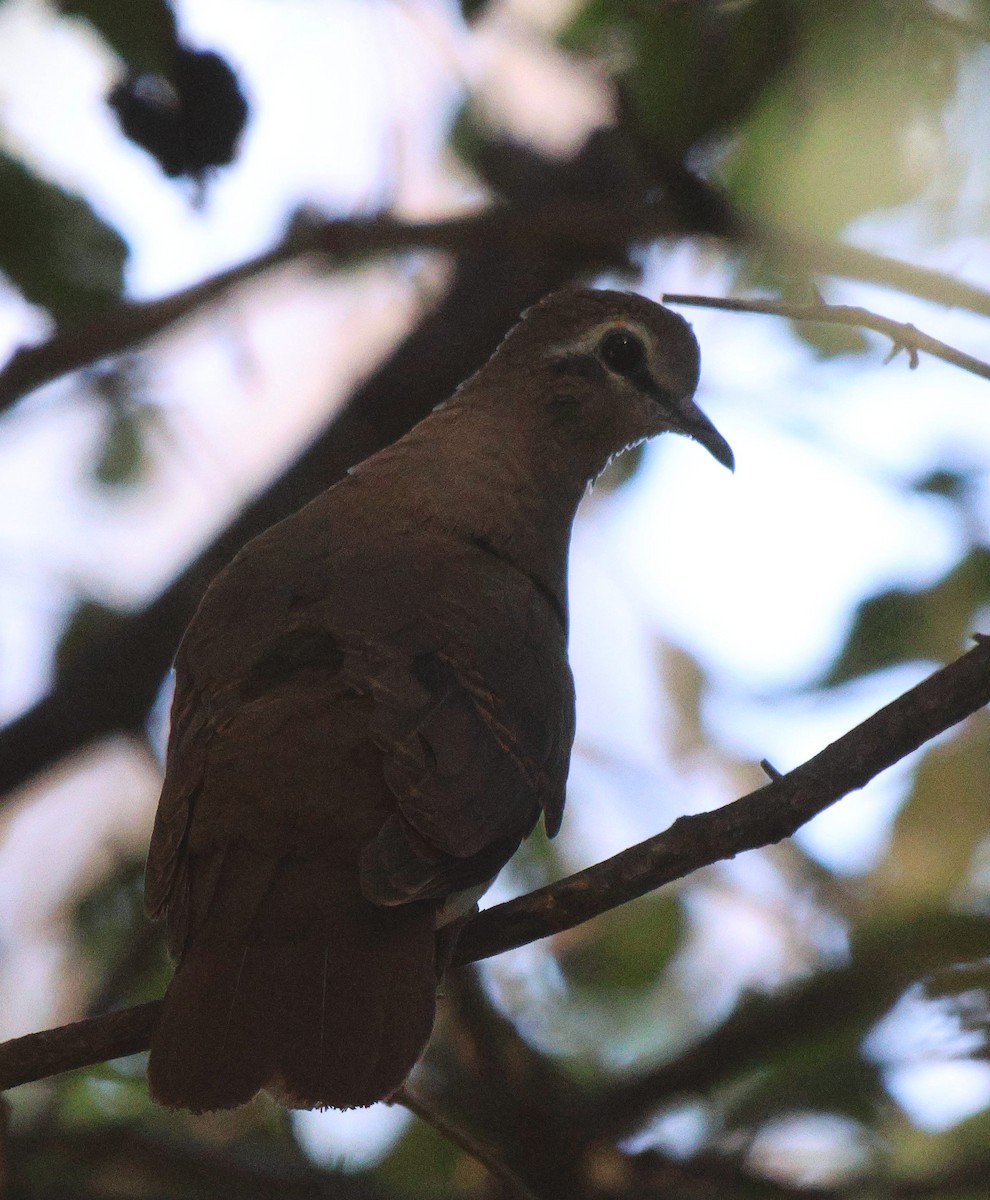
<box><xmin>145</xmin><ymin>287</ymin><xmax>733</xmax><ymax>1112</ymax></box>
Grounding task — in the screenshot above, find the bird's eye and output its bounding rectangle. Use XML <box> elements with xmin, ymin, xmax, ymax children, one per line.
<box><xmin>598</xmin><ymin>328</ymin><xmax>646</xmax><ymax>375</ymax></box>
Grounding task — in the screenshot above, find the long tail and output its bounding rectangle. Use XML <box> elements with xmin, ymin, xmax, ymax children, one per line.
<box><xmin>148</xmin><ymin>859</ymin><xmax>438</xmax><ymax>1112</ymax></box>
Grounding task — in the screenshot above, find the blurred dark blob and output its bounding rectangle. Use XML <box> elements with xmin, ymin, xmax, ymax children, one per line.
<box><xmin>108</xmin><ymin>46</ymin><xmax>249</xmax><ymax>183</ymax></box>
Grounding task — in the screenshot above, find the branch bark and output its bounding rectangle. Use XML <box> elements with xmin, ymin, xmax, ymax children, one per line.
<box><xmin>1</xmin><ymin>638</ymin><xmax>986</xmax><ymax>1093</ymax></box>
<box><xmin>663</xmin><ymin>293</ymin><xmax>990</xmax><ymax>382</ymax></box>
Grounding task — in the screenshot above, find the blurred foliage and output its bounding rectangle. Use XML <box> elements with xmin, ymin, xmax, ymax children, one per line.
<box><xmin>558</xmin><ymin>893</ymin><xmax>685</xmax><ymax>999</ymax></box>
<box><xmin>828</xmin><ymin>547</ymin><xmax>990</xmax><ymax>683</ymax></box>
<box><xmin>108</xmin><ymin>46</ymin><xmax>250</xmax><ymax>182</ymax></box>
<box><xmin>3</xmin><ymin>0</ymin><xmax>990</xmax><ymax>1198</ymax></box>
<box><xmin>75</xmin><ymin>857</ymin><xmax>172</xmax><ymax>1013</ymax></box>
<box><xmin>723</xmin><ymin>4</ymin><xmax>961</xmax><ymax>236</ymax></box>
<box><xmin>88</xmin><ymin>362</ymin><xmax>157</xmax><ymax>487</ymax></box>
<box><xmin>562</xmin><ymin>0</ymin><xmax>796</xmax><ymax>158</ymax></box>
<box><xmin>54</xmin><ymin>599</ymin><xmax>133</xmax><ymax>678</ymax></box>
<box><xmin>0</xmin><ymin>150</ymin><xmax>127</xmax><ymax>325</ymax></box>
<box><xmin>58</xmin><ymin>0</ymin><xmax>178</xmax><ymax>77</ymax></box>
<box><xmin>457</xmin><ymin>0</ymin><xmax>490</xmax><ymax>23</ymax></box>
<box><xmin>375</xmin><ymin>1117</ymin><xmax>464</xmax><ymax>1198</ymax></box>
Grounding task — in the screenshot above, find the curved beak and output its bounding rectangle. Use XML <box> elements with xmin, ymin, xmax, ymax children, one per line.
<box><xmin>666</xmin><ymin>394</ymin><xmax>735</xmax><ymax>471</ymax></box>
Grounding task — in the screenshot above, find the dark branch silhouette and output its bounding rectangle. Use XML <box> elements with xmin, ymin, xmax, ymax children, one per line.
<box><xmin>6</xmin><ymin>201</ymin><xmax>990</xmax><ymax>416</ymax></box>
<box><xmin>1</xmin><ymin>637</ymin><xmax>987</xmax><ymax>1093</ymax></box>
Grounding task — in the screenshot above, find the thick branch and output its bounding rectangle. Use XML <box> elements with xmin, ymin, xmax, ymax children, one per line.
<box><xmin>1</xmin><ymin>639</ymin><xmax>986</xmax><ymax>1093</ymax></box>
<box><xmin>663</xmin><ymin>293</ymin><xmax>990</xmax><ymax>382</ymax></box>
<box><xmin>455</xmin><ymin>637</ymin><xmax>990</xmax><ymax>963</ymax></box>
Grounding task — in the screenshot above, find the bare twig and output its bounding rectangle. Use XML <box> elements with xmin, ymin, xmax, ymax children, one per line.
<box><xmin>663</xmin><ymin>293</ymin><xmax>990</xmax><ymax>382</ymax></box>
<box><xmin>0</xmin><ymin>639</ymin><xmax>987</xmax><ymax>1093</ymax></box>
<box><xmin>759</xmin><ymin>758</ymin><xmax>782</xmax><ymax>781</ymax></box>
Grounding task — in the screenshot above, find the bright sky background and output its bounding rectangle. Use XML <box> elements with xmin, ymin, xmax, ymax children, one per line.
<box><xmin>1</xmin><ymin>0</ymin><xmax>990</xmax><ymax>1171</ymax></box>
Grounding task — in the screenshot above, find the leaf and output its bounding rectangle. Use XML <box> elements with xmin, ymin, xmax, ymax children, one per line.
<box><xmin>108</xmin><ymin>47</ymin><xmax>250</xmax><ymax>181</ymax></box>
<box><xmin>721</xmin><ymin>3</ymin><xmax>961</xmax><ymax>236</ymax></box>
<box><xmin>557</xmin><ymin>893</ymin><xmax>686</xmax><ymax>998</ymax></box>
<box><xmin>0</xmin><ymin>151</ymin><xmax>127</xmax><ymax>325</ymax></box>
<box><xmin>562</xmin><ymin>0</ymin><xmax>796</xmax><ymax>157</ymax></box>
<box><xmin>458</xmin><ymin>0</ymin><xmax>490</xmax><ymax>22</ymax></box>
<box><xmin>93</xmin><ymin>406</ymin><xmax>148</xmax><ymax>486</ymax></box>
<box><xmin>912</xmin><ymin>469</ymin><xmax>972</xmax><ymax>502</ymax></box>
<box><xmin>75</xmin><ymin>857</ymin><xmax>171</xmax><ymax>1011</ymax></box>
<box><xmin>377</xmin><ymin>1115</ymin><xmax>463</xmax><ymax>1197</ymax></box>
<box><xmin>88</xmin><ymin>362</ymin><xmax>156</xmax><ymax>487</ymax></box>
<box><xmin>826</xmin><ymin>548</ymin><xmax>990</xmax><ymax>685</ymax></box>
<box><xmin>57</xmin><ymin>0</ymin><xmax>178</xmax><ymax>77</ymax></box>
<box><xmin>595</xmin><ymin>442</ymin><xmax>644</xmax><ymax>493</ymax></box>
<box><xmin>871</xmin><ymin>716</ymin><xmax>990</xmax><ymax>911</ymax></box>
<box><xmin>731</xmin><ymin>261</ymin><xmax>872</xmax><ymax>359</ymax></box>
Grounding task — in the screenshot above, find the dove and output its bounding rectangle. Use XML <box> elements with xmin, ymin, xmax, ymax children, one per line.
<box><xmin>145</xmin><ymin>287</ymin><xmax>732</xmax><ymax>1111</ymax></box>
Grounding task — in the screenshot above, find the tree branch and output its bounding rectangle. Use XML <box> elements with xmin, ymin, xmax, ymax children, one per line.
<box><xmin>395</xmin><ymin>1083</ymin><xmax>542</xmax><ymax>1200</ymax></box>
<box><xmin>455</xmin><ymin>637</ymin><xmax>990</xmax><ymax>964</ymax></box>
<box><xmin>1</xmin><ymin>639</ymin><xmax>986</xmax><ymax>1093</ymax></box>
<box><xmin>663</xmin><ymin>293</ymin><xmax>990</xmax><ymax>382</ymax></box>
<box><xmin>585</xmin><ymin>910</ymin><xmax>990</xmax><ymax>1138</ymax></box>
<box><xmin>0</xmin><ymin>203</ymin><xmax>641</xmax><ymax>413</ymax></box>
<box><xmin>6</xmin><ymin>199</ymin><xmax>990</xmax><ymax>414</ymax></box>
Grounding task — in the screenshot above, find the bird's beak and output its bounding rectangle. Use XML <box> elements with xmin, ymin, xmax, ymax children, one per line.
<box><xmin>670</xmin><ymin>396</ymin><xmax>734</xmax><ymax>471</ymax></box>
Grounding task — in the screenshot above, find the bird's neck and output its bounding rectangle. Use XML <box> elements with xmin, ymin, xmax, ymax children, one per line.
<box><xmin>367</xmin><ymin>401</ymin><xmax>588</xmax><ymax>626</ymax></box>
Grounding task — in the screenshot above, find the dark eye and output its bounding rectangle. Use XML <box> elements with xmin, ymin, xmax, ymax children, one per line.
<box><xmin>598</xmin><ymin>328</ymin><xmax>646</xmax><ymax>375</ymax></box>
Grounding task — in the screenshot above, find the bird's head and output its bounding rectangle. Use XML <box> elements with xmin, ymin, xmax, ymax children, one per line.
<box><xmin>482</xmin><ymin>288</ymin><xmax>733</xmax><ymax>482</ymax></box>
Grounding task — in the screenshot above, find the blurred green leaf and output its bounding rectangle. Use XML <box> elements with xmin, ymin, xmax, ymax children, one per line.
<box><xmin>377</xmin><ymin>1113</ymin><xmax>463</xmax><ymax>1197</ymax></box>
<box><xmin>89</xmin><ymin>361</ymin><xmax>157</xmax><ymax>487</ymax></box>
<box><xmin>826</xmin><ymin>548</ymin><xmax>990</xmax><ymax>684</ymax></box>
<box><xmin>76</xmin><ymin>857</ymin><xmax>171</xmax><ymax>1012</ymax></box>
<box><xmin>724</xmin><ymin>1051</ymin><xmax>885</xmax><ymax>1130</ymax></box>
<box><xmin>722</xmin><ymin>3</ymin><xmax>961</xmax><ymax>236</ymax></box>
<box><xmin>93</xmin><ymin>405</ymin><xmax>150</xmax><ymax>486</ymax></box>
<box><xmin>0</xmin><ymin>151</ymin><xmax>128</xmax><ymax>325</ymax></box>
<box><xmin>872</xmin><ymin>717</ymin><xmax>990</xmax><ymax>911</ymax></box>
<box><xmin>595</xmin><ymin>442</ymin><xmax>644</xmax><ymax>493</ymax></box>
<box><xmin>58</xmin><ymin>0</ymin><xmax>178</xmax><ymax>76</ymax></box>
<box><xmin>458</xmin><ymin>0</ymin><xmax>490</xmax><ymax>23</ymax></box>
<box><xmin>913</xmin><ymin>469</ymin><xmax>972</xmax><ymax>501</ymax></box>
<box><xmin>557</xmin><ymin>893</ymin><xmax>685</xmax><ymax>998</ymax></box>
<box><xmin>562</xmin><ymin>0</ymin><xmax>795</xmax><ymax>158</ymax></box>
<box><xmin>731</xmin><ymin>256</ymin><xmax>871</xmax><ymax>359</ymax></box>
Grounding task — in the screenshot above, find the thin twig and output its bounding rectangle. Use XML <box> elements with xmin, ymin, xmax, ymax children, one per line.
<box><xmin>0</xmin><ymin>638</ymin><xmax>988</xmax><ymax>1092</ymax></box>
<box><xmin>394</xmin><ymin>1083</ymin><xmax>543</xmax><ymax>1200</ymax></box>
<box><xmin>663</xmin><ymin>293</ymin><xmax>990</xmax><ymax>382</ymax></box>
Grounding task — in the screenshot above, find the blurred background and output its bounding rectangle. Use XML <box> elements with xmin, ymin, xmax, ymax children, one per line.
<box><xmin>2</xmin><ymin>0</ymin><xmax>990</xmax><ymax>1196</ymax></box>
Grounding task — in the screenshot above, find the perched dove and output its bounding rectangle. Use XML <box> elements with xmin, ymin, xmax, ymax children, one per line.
<box><xmin>145</xmin><ymin>287</ymin><xmax>733</xmax><ymax>1112</ymax></box>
